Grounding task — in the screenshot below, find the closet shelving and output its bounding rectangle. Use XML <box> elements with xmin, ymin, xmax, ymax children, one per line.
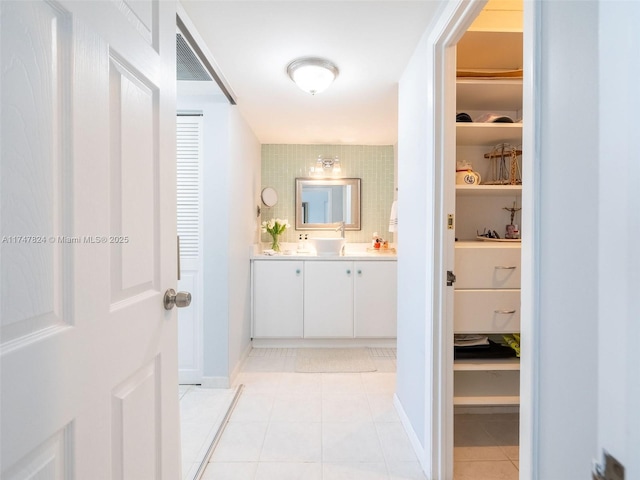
<box><xmin>456</xmin><ymin>184</ymin><xmax>522</xmax><ymax>197</ymax></box>
<box><xmin>456</xmin><ymin>123</ymin><xmax>522</xmax><ymax>146</ymax></box>
<box><xmin>453</xmin><ymin>26</ymin><xmax>523</xmax><ymax>408</ymax></box>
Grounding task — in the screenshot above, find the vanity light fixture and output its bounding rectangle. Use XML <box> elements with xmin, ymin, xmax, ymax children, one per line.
<box><xmin>310</xmin><ymin>156</ymin><xmax>341</xmax><ymax>177</ymax></box>
<box><xmin>287</xmin><ymin>57</ymin><xmax>339</xmax><ymax>95</ymax></box>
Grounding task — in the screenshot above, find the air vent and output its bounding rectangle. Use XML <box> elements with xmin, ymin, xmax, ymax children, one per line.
<box><xmin>177</xmin><ymin>33</ymin><xmax>212</xmax><ymax>81</ymax></box>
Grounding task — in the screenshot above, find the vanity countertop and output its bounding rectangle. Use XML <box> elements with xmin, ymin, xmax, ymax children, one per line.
<box><xmin>250</xmin><ymin>243</ymin><xmax>397</xmax><ymax>261</ymax></box>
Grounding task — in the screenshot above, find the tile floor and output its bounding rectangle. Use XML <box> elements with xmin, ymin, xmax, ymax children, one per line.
<box><xmin>193</xmin><ymin>348</ymin><xmax>519</xmax><ymax>480</ymax></box>
<box><xmin>179</xmin><ymin>385</ymin><xmax>237</xmax><ymax>480</ymax></box>
<box><xmin>454</xmin><ymin>413</ymin><xmax>519</xmax><ymax>479</ymax></box>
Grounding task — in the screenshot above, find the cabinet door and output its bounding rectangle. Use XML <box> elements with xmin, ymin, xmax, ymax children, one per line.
<box><xmin>304</xmin><ymin>261</ymin><xmax>353</xmax><ymax>338</ymax></box>
<box><xmin>253</xmin><ymin>261</ymin><xmax>303</xmax><ymax>338</ymax></box>
<box><xmin>354</xmin><ymin>261</ymin><xmax>397</xmax><ymax>337</ymax></box>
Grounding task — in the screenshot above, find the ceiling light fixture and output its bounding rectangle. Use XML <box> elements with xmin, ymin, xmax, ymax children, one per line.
<box><xmin>287</xmin><ymin>57</ymin><xmax>339</xmax><ymax>95</ymax></box>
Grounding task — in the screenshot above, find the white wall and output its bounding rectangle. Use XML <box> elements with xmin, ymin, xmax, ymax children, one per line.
<box><xmin>597</xmin><ymin>1</ymin><xmax>640</xmax><ymax>478</ymax></box>
<box><xmin>396</xmin><ymin>26</ymin><xmax>434</xmax><ymax>468</ymax></box>
<box><xmin>202</xmin><ymin>100</ymin><xmax>232</xmax><ymax>385</ymax></box>
<box><xmin>227</xmin><ymin>108</ymin><xmax>261</xmax><ymax>382</ymax></box>
<box><xmin>535</xmin><ymin>2</ymin><xmax>600</xmax><ymax>478</ymax></box>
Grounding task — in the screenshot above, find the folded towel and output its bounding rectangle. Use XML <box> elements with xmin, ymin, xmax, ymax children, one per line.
<box><xmin>388</xmin><ymin>200</ymin><xmax>398</xmax><ymax>233</ymax></box>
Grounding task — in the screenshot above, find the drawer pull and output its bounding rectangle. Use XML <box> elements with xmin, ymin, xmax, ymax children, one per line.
<box><xmin>495</xmin><ymin>266</ymin><xmax>517</xmax><ymax>270</ymax></box>
<box><xmin>495</xmin><ymin>309</ymin><xmax>517</xmax><ymax>314</ymax></box>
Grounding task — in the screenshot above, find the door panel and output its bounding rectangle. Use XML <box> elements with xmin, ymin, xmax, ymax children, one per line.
<box><xmin>304</xmin><ymin>261</ymin><xmax>353</xmax><ymax>338</ymax></box>
<box><xmin>1</xmin><ymin>1</ymin><xmax>179</xmax><ymax>478</ymax></box>
<box><xmin>2</xmin><ymin>424</ymin><xmax>72</xmax><ymax>479</ymax></box>
<box><xmin>354</xmin><ymin>261</ymin><xmax>397</xmax><ymax>337</ymax></box>
<box><xmin>112</xmin><ymin>360</ymin><xmax>160</xmax><ymax>479</ymax></box>
<box><xmin>253</xmin><ymin>261</ymin><xmax>304</xmax><ymax>338</ymax></box>
<box><xmin>1</xmin><ymin>0</ymin><xmax>72</xmax><ymax>345</ymax></box>
<box><xmin>109</xmin><ymin>55</ymin><xmax>159</xmax><ymax>300</ymax></box>
<box><xmin>178</xmin><ymin>267</ymin><xmax>202</xmax><ymax>382</ymax></box>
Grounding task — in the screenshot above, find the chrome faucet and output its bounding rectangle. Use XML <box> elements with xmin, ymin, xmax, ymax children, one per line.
<box><xmin>334</xmin><ymin>221</ymin><xmax>345</xmax><ymax>238</ymax></box>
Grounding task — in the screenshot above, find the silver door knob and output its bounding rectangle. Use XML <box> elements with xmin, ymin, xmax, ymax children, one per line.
<box><xmin>164</xmin><ymin>288</ymin><xmax>192</xmax><ymax>310</ymax></box>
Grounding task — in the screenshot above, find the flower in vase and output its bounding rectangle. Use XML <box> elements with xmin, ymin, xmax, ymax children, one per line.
<box><xmin>261</xmin><ymin>218</ymin><xmax>290</xmax><ymax>251</ymax></box>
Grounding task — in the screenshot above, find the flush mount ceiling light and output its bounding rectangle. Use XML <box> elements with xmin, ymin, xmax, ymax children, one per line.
<box><xmin>287</xmin><ymin>57</ymin><xmax>339</xmax><ymax>95</ymax></box>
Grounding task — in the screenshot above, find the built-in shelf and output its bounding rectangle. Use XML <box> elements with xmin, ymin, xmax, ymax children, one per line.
<box><xmin>456</xmin><ymin>184</ymin><xmax>522</xmax><ymax>196</ymax></box>
<box><xmin>457</xmin><ymin>78</ymin><xmax>523</xmax><ymax>112</ymax></box>
<box><xmin>453</xmin><ymin>395</ymin><xmax>520</xmax><ymax>406</ymax></box>
<box><xmin>455</xmin><ymin>240</ymin><xmax>522</xmax><ymax>249</ymax></box>
<box><xmin>457</xmin><ymin>31</ymin><xmax>523</xmax><ymax>71</ymax></box>
<box><xmin>454</xmin><ymin>357</ymin><xmax>520</xmax><ymax>371</ymax></box>
<box><xmin>457</xmin><ymin>123</ymin><xmax>522</xmax><ymax>146</ymax></box>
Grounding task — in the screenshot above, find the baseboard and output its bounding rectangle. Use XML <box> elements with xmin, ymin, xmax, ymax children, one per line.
<box><xmin>178</xmin><ymin>370</ymin><xmax>204</xmax><ymax>385</ymax></box>
<box><xmin>251</xmin><ymin>338</ymin><xmax>397</xmax><ymax>349</ymax></box>
<box><xmin>229</xmin><ymin>342</ymin><xmax>252</xmax><ymax>386</ymax></box>
<box><xmin>200</xmin><ymin>376</ymin><xmax>230</xmax><ymax>389</ymax></box>
<box><xmin>393</xmin><ymin>393</ymin><xmax>430</xmax><ymax>478</ymax></box>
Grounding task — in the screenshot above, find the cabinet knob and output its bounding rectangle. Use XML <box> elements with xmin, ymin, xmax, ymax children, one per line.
<box><xmin>346</xmin><ymin>269</ymin><xmax>351</xmax><ymax>275</ymax></box>
<box><xmin>295</xmin><ymin>269</ymin><xmax>301</xmax><ymax>274</ymax></box>
<box><xmin>357</xmin><ymin>269</ymin><xmax>362</xmax><ymax>275</ymax></box>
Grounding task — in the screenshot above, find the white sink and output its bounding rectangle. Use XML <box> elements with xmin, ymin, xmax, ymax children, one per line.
<box><xmin>310</xmin><ymin>237</ymin><xmax>346</xmax><ymax>257</ymax></box>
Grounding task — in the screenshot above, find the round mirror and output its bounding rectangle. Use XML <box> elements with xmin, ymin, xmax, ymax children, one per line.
<box><xmin>261</xmin><ymin>187</ymin><xmax>278</xmax><ymax>207</ymax></box>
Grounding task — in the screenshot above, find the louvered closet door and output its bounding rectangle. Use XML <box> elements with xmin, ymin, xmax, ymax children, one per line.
<box><xmin>177</xmin><ymin>115</ymin><xmax>203</xmax><ymax>384</ymax></box>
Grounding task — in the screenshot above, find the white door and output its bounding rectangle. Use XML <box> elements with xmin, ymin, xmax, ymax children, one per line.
<box><xmin>1</xmin><ymin>1</ymin><xmax>180</xmax><ymax>479</ymax></box>
<box><xmin>177</xmin><ymin>115</ymin><xmax>203</xmax><ymax>383</ymax></box>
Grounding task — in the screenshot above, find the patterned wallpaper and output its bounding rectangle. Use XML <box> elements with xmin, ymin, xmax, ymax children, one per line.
<box><xmin>261</xmin><ymin>144</ymin><xmax>395</xmax><ymax>244</ymax></box>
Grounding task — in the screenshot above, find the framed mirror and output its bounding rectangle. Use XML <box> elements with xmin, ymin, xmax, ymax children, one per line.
<box><xmin>295</xmin><ymin>178</ymin><xmax>361</xmax><ymax>230</ymax></box>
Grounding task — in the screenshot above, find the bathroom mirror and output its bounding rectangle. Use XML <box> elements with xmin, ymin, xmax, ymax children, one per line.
<box><xmin>295</xmin><ymin>178</ymin><xmax>361</xmax><ymax>230</ymax></box>
<box><xmin>261</xmin><ymin>187</ymin><xmax>278</xmax><ymax>207</ymax></box>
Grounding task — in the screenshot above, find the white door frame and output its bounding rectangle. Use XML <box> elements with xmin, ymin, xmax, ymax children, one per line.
<box><xmin>429</xmin><ymin>1</ymin><xmax>538</xmax><ymax>478</ymax></box>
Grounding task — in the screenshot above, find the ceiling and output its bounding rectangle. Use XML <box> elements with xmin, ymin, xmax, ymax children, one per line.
<box><xmin>179</xmin><ymin>1</ymin><xmax>445</xmax><ymax>145</ymax></box>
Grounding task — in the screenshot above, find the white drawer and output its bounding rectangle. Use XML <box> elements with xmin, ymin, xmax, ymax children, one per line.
<box><xmin>454</xmin><ymin>290</ymin><xmax>520</xmax><ymax>333</ymax></box>
<box><xmin>455</xmin><ymin>246</ymin><xmax>521</xmax><ymax>289</ymax></box>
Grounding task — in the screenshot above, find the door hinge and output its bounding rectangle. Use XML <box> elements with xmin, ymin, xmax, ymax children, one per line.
<box><xmin>593</xmin><ymin>451</ymin><xmax>625</xmax><ymax>480</ymax></box>
<box><xmin>446</xmin><ymin>270</ymin><xmax>456</xmax><ymax>286</ymax></box>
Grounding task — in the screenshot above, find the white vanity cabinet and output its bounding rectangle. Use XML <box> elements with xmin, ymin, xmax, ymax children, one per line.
<box><xmin>303</xmin><ymin>260</ymin><xmax>398</xmax><ymax>338</ymax></box>
<box><xmin>252</xmin><ymin>260</ymin><xmax>304</xmax><ymax>338</ymax></box>
<box><xmin>252</xmin><ymin>258</ymin><xmax>397</xmax><ymax>341</ymax></box>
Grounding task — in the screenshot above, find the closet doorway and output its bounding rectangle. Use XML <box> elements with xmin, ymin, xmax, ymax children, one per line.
<box><xmin>430</xmin><ymin>0</ymin><xmax>534</xmax><ymax>478</ymax></box>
